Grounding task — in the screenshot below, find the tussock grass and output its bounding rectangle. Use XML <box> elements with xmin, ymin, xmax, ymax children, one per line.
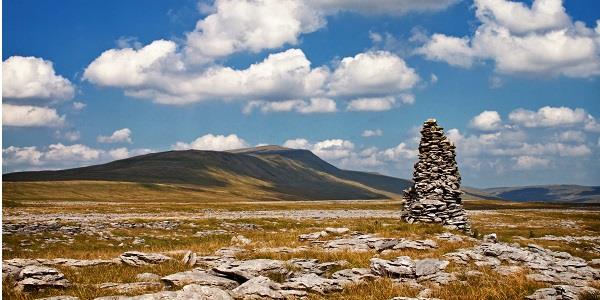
<box><xmin>308</xmin><ymin>278</ymin><xmax>419</xmax><ymax>300</ymax></box>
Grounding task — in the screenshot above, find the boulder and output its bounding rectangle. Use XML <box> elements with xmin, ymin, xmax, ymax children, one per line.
<box><xmin>231</xmin><ymin>276</ymin><xmax>306</xmax><ymax>300</ymax></box>
<box><xmin>162</xmin><ymin>269</ymin><xmax>239</xmax><ymax>289</ymax></box>
<box><xmin>119</xmin><ymin>251</ymin><xmax>171</xmax><ymax>266</ymax></box>
<box><xmin>282</xmin><ymin>273</ymin><xmax>343</xmax><ymax>294</ymax></box>
<box><xmin>16</xmin><ymin>265</ymin><xmax>70</xmax><ymax>291</ymax></box>
<box><xmin>213</xmin><ymin>259</ymin><xmax>287</xmax><ymax>281</ymax></box>
<box><xmin>94</xmin><ymin>284</ymin><xmax>233</xmax><ymax>300</ymax></box>
<box><xmin>370</xmin><ymin>257</ymin><xmax>415</xmax><ymax>278</ymax></box>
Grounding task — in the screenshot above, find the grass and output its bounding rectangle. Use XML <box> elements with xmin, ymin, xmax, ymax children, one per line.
<box><xmin>3</xmin><ymin>181</ymin><xmax>600</xmax><ymax>299</ymax></box>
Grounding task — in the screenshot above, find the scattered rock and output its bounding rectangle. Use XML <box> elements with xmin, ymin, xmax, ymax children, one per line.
<box><xmin>182</xmin><ymin>251</ymin><xmax>197</xmax><ymax>267</ymax></box>
<box><xmin>194</xmin><ymin>230</ymin><xmax>229</xmax><ymax>237</ymax></box>
<box><xmin>287</xmin><ymin>258</ymin><xmax>348</xmax><ymax>276</ymax></box>
<box><xmin>325</xmin><ymin>227</ymin><xmax>350</xmax><ymax>235</ymax></box>
<box><xmin>97</xmin><ymin>282</ymin><xmax>162</xmax><ymax>293</ymax></box>
<box><xmin>231</xmin><ymin>235</ymin><xmax>252</xmax><ymax>245</ymax></box>
<box><xmin>16</xmin><ymin>265</ymin><xmax>70</xmax><ymax>291</ymax></box>
<box><xmin>231</xmin><ymin>276</ymin><xmax>305</xmax><ymax>300</ymax></box>
<box><xmin>36</xmin><ymin>296</ymin><xmax>80</xmax><ymax>300</ymax></box>
<box><xmin>525</xmin><ymin>285</ymin><xmax>599</xmax><ymax>300</ymax></box>
<box><xmin>119</xmin><ymin>251</ymin><xmax>171</xmax><ymax>266</ymax></box>
<box><xmin>94</xmin><ymin>284</ymin><xmax>233</xmax><ymax>300</ymax></box>
<box><xmin>299</xmin><ymin>231</ymin><xmax>328</xmax><ymax>241</ymax></box>
<box><xmin>162</xmin><ymin>269</ymin><xmax>239</xmax><ymax>289</ymax></box>
<box><xmin>213</xmin><ymin>259</ymin><xmax>287</xmax><ymax>281</ymax></box>
<box><xmin>282</xmin><ymin>273</ymin><xmax>343</xmax><ymax>294</ymax></box>
<box><xmin>415</xmin><ymin>259</ymin><xmax>449</xmax><ymax>277</ymax></box>
<box><xmin>331</xmin><ymin>268</ymin><xmax>377</xmax><ymax>285</ymax></box>
<box><xmin>483</xmin><ymin>233</ymin><xmax>498</xmax><ymax>243</ymax></box>
<box><xmin>371</xmin><ymin>257</ymin><xmax>415</xmax><ymax>278</ymax></box>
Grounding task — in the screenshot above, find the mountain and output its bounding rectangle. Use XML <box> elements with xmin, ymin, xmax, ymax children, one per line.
<box><xmin>483</xmin><ymin>185</ymin><xmax>600</xmax><ymax>203</ymax></box>
<box><xmin>3</xmin><ymin>146</ymin><xmax>412</xmax><ymax>201</ymax></box>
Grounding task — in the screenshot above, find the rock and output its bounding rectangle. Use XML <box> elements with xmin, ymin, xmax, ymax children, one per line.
<box><xmin>213</xmin><ymin>259</ymin><xmax>287</xmax><ymax>281</ymax></box>
<box><xmin>94</xmin><ymin>284</ymin><xmax>233</xmax><ymax>300</ymax></box>
<box><xmin>494</xmin><ymin>265</ymin><xmax>522</xmax><ymax>276</ymax></box>
<box><xmin>16</xmin><ymin>265</ymin><xmax>70</xmax><ymax>291</ymax></box>
<box><xmin>231</xmin><ymin>276</ymin><xmax>305</xmax><ymax>300</ymax></box>
<box><xmin>415</xmin><ymin>259</ymin><xmax>449</xmax><ymax>277</ymax></box>
<box><xmin>330</xmin><ymin>268</ymin><xmax>377</xmax><ymax>285</ymax></box>
<box><xmin>3</xmin><ymin>259</ymin><xmax>41</xmax><ymax>279</ymax></box>
<box><xmin>483</xmin><ymin>233</ymin><xmax>498</xmax><ymax>243</ymax></box>
<box><xmin>136</xmin><ymin>273</ymin><xmax>161</xmax><ymax>282</ymax></box>
<box><xmin>231</xmin><ymin>235</ymin><xmax>252</xmax><ymax>245</ymax></box>
<box><xmin>299</xmin><ymin>231</ymin><xmax>328</xmax><ymax>241</ymax></box>
<box><xmin>119</xmin><ymin>251</ymin><xmax>171</xmax><ymax>266</ymax></box>
<box><xmin>193</xmin><ymin>229</ymin><xmax>229</xmax><ymax>237</ymax></box>
<box><xmin>282</xmin><ymin>273</ymin><xmax>343</xmax><ymax>294</ymax></box>
<box><xmin>370</xmin><ymin>257</ymin><xmax>415</xmax><ymax>278</ymax></box>
<box><xmin>162</xmin><ymin>269</ymin><xmax>239</xmax><ymax>289</ymax></box>
<box><xmin>525</xmin><ymin>285</ymin><xmax>599</xmax><ymax>300</ymax></box>
<box><xmin>436</xmin><ymin>232</ymin><xmax>464</xmax><ymax>242</ymax></box>
<box><xmin>97</xmin><ymin>282</ymin><xmax>162</xmax><ymax>293</ymax></box>
<box><xmin>589</xmin><ymin>259</ymin><xmax>600</xmax><ymax>266</ymax></box>
<box><xmin>287</xmin><ymin>259</ymin><xmax>348</xmax><ymax>276</ymax></box>
<box><xmin>325</xmin><ymin>227</ymin><xmax>350</xmax><ymax>234</ymax></box>
<box><xmin>390</xmin><ymin>297</ymin><xmax>441</xmax><ymax>300</ymax></box>
<box><xmin>393</xmin><ymin>239</ymin><xmax>438</xmax><ymax>250</ymax></box>
<box><xmin>182</xmin><ymin>251</ymin><xmax>198</xmax><ymax>267</ymax></box>
<box><xmin>36</xmin><ymin>296</ymin><xmax>79</xmax><ymax>300</ymax></box>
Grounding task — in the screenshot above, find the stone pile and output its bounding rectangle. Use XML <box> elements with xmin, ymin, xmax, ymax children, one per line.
<box><xmin>402</xmin><ymin>119</ymin><xmax>470</xmax><ymax>231</ymax></box>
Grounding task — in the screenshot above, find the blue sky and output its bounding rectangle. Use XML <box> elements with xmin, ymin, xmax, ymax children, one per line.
<box><xmin>3</xmin><ymin>0</ymin><xmax>600</xmax><ymax>188</ymax></box>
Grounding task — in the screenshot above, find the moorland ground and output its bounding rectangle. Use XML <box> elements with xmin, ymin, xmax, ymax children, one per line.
<box><xmin>2</xmin><ymin>181</ymin><xmax>600</xmax><ymax>299</ymax></box>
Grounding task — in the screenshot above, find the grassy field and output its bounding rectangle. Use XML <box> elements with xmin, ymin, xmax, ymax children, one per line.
<box><xmin>3</xmin><ymin>181</ymin><xmax>600</xmax><ymax>299</ymax></box>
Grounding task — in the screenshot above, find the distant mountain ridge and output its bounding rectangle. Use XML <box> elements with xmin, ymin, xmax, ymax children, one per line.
<box><xmin>482</xmin><ymin>185</ymin><xmax>600</xmax><ymax>203</ymax></box>
<box><xmin>3</xmin><ymin>145</ymin><xmax>411</xmax><ymax>201</ymax></box>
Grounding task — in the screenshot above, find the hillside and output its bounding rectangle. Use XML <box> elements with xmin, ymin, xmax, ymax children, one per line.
<box><xmin>3</xmin><ymin>146</ymin><xmax>412</xmax><ymax>201</ymax></box>
<box><xmin>483</xmin><ymin>185</ymin><xmax>600</xmax><ymax>203</ymax></box>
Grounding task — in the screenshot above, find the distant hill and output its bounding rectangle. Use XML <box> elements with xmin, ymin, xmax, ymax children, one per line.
<box><xmin>482</xmin><ymin>185</ymin><xmax>600</xmax><ymax>203</ymax></box>
<box><xmin>3</xmin><ymin>145</ymin><xmax>411</xmax><ymax>201</ymax></box>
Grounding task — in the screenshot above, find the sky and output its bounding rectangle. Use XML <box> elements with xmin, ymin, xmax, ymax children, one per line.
<box><xmin>2</xmin><ymin>0</ymin><xmax>600</xmax><ymax>188</ymax></box>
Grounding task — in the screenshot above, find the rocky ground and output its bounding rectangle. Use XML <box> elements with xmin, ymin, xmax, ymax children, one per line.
<box><xmin>2</xmin><ymin>202</ymin><xmax>600</xmax><ymax>299</ymax></box>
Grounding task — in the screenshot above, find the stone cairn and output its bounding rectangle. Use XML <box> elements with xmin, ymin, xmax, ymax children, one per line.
<box><xmin>402</xmin><ymin>119</ymin><xmax>470</xmax><ymax>232</ymax></box>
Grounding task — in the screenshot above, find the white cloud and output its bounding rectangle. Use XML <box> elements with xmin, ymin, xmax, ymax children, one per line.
<box><xmin>97</xmin><ymin>128</ymin><xmax>133</xmax><ymax>144</ymax></box>
<box><xmin>243</xmin><ymin>98</ymin><xmax>337</xmax><ymax>114</ymax></box>
<box><xmin>556</xmin><ymin>130</ymin><xmax>586</xmax><ymax>143</ymax></box>
<box><xmin>44</xmin><ymin>143</ymin><xmax>102</xmax><ymax>162</ymax></box>
<box><xmin>362</xmin><ymin>129</ymin><xmax>383</xmax><ymax>137</ymax></box>
<box><xmin>3</xmin><ymin>146</ymin><xmax>43</xmax><ymax>166</ymax></box>
<box><xmin>3</xmin><ymin>56</ymin><xmax>75</xmax><ymax>100</ymax></box>
<box><xmin>513</xmin><ymin>155</ymin><xmax>551</xmax><ymax>170</ymax></box>
<box><xmin>418</xmin><ymin>0</ymin><xmax>600</xmax><ymax>78</ymax></box>
<box><xmin>508</xmin><ymin>106</ymin><xmax>588</xmax><ymax>128</ymax></box>
<box><xmin>328</xmin><ymin>51</ymin><xmax>419</xmax><ymax>97</ymax></box>
<box><xmin>3</xmin><ymin>104</ymin><xmax>65</xmax><ymax>127</ymax></box>
<box><xmin>184</xmin><ymin>0</ymin><xmax>324</xmax><ymax>64</ymax></box>
<box><xmin>109</xmin><ymin>148</ymin><xmax>130</xmax><ymax>160</ymax></box>
<box><xmin>283</xmin><ymin>138</ymin><xmax>311</xmax><ymax>149</ymax></box>
<box><xmin>72</xmin><ymin>102</ymin><xmax>86</xmax><ymax>110</ymax></box>
<box><xmin>430</xmin><ymin>73</ymin><xmax>438</xmax><ymax>83</ymax></box>
<box><xmin>347</xmin><ymin>96</ymin><xmax>396</xmax><ymax>112</ymax></box>
<box><xmin>56</xmin><ymin>130</ymin><xmax>81</xmax><ymax>142</ymax></box>
<box><xmin>470</xmin><ymin>110</ymin><xmax>503</xmax><ymax>131</ymax></box>
<box><xmin>173</xmin><ymin>134</ymin><xmax>248</xmax><ymax>151</ymax></box>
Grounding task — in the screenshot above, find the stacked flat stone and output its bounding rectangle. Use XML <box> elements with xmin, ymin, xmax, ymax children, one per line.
<box><xmin>402</xmin><ymin>119</ymin><xmax>470</xmax><ymax>232</ymax></box>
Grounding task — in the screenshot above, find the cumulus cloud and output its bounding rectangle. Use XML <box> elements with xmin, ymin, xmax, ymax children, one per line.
<box><xmin>3</xmin><ymin>104</ymin><xmax>65</xmax><ymax>127</ymax></box>
<box><xmin>347</xmin><ymin>96</ymin><xmax>396</xmax><ymax>112</ymax></box>
<box><xmin>243</xmin><ymin>98</ymin><xmax>337</xmax><ymax>114</ymax></box>
<box><xmin>55</xmin><ymin>130</ymin><xmax>81</xmax><ymax>142</ymax></box>
<box><xmin>556</xmin><ymin>130</ymin><xmax>586</xmax><ymax>143</ymax></box>
<box><xmin>327</xmin><ymin>51</ymin><xmax>419</xmax><ymax>97</ymax></box>
<box><xmin>470</xmin><ymin>110</ymin><xmax>503</xmax><ymax>131</ymax></box>
<box><xmin>417</xmin><ymin>0</ymin><xmax>600</xmax><ymax>78</ymax></box>
<box><xmin>3</xmin><ymin>143</ymin><xmax>154</xmax><ymax>172</ymax></box>
<box><xmin>72</xmin><ymin>102</ymin><xmax>86</xmax><ymax>110</ymax></box>
<box><xmin>362</xmin><ymin>129</ymin><xmax>383</xmax><ymax>137</ymax></box>
<box><xmin>172</xmin><ymin>134</ymin><xmax>248</xmax><ymax>151</ymax></box>
<box><xmin>3</xmin><ymin>56</ymin><xmax>75</xmax><ymax>100</ymax></box>
<box><xmin>184</xmin><ymin>0</ymin><xmax>324</xmax><ymax>64</ymax></box>
<box><xmin>97</xmin><ymin>128</ymin><xmax>133</xmax><ymax>144</ymax></box>
<box><xmin>513</xmin><ymin>155</ymin><xmax>551</xmax><ymax>170</ymax></box>
<box><xmin>508</xmin><ymin>106</ymin><xmax>588</xmax><ymax>128</ymax></box>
